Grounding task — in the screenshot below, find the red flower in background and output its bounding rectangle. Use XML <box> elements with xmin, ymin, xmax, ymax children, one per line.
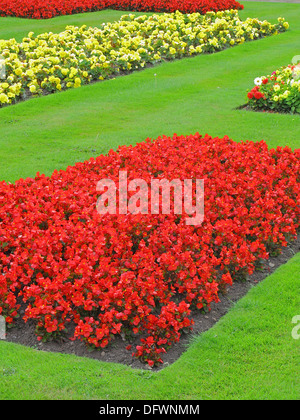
<box><xmin>0</xmin><ymin>0</ymin><xmax>244</xmax><ymax>19</ymax></box>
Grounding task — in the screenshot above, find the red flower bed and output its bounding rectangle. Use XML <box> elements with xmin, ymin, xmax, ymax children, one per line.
<box><xmin>0</xmin><ymin>133</ymin><xmax>299</xmax><ymax>366</ymax></box>
<box><xmin>0</xmin><ymin>0</ymin><xmax>244</xmax><ymax>19</ymax></box>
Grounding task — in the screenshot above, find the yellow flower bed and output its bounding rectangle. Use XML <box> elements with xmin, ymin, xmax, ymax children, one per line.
<box><xmin>0</xmin><ymin>10</ymin><xmax>289</xmax><ymax>106</ymax></box>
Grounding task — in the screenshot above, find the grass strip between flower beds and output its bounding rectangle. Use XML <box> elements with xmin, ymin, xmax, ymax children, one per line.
<box><xmin>0</xmin><ymin>132</ymin><xmax>299</xmax><ymax>367</ymax></box>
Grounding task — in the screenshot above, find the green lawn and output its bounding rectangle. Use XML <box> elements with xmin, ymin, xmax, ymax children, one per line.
<box><xmin>0</xmin><ymin>1</ymin><xmax>299</xmax><ymax>400</ymax></box>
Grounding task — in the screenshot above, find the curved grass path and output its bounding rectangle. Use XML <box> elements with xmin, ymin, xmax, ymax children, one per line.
<box><xmin>0</xmin><ymin>2</ymin><xmax>299</xmax><ymax>400</ymax></box>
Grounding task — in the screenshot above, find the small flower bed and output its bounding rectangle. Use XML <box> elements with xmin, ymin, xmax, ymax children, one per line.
<box><xmin>246</xmin><ymin>62</ymin><xmax>300</xmax><ymax>114</ymax></box>
<box><xmin>0</xmin><ymin>0</ymin><xmax>244</xmax><ymax>19</ymax></box>
<box><xmin>0</xmin><ymin>11</ymin><xmax>288</xmax><ymax>107</ymax></box>
<box><xmin>0</xmin><ymin>133</ymin><xmax>299</xmax><ymax>366</ymax></box>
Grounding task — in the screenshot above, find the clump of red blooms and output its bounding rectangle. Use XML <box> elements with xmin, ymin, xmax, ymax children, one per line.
<box><xmin>0</xmin><ymin>133</ymin><xmax>299</xmax><ymax>366</ymax></box>
<box><xmin>247</xmin><ymin>82</ymin><xmax>268</xmax><ymax>100</ymax></box>
<box><xmin>0</xmin><ymin>0</ymin><xmax>244</xmax><ymax>19</ymax></box>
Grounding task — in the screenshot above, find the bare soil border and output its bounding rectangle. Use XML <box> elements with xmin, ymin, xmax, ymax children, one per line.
<box><xmin>236</xmin><ymin>103</ymin><xmax>300</xmax><ymax>115</ymax></box>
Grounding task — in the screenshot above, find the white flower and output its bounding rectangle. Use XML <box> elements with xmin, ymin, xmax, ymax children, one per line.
<box><xmin>292</xmin><ymin>64</ymin><xmax>300</xmax><ymax>81</ymax></box>
<box><xmin>254</xmin><ymin>77</ymin><xmax>262</xmax><ymax>86</ymax></box>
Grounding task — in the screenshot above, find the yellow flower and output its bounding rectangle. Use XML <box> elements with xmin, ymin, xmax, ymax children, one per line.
<box><xmin>15</xmin><ymin>68</ymin><xmax>23</xmax><ymax>76</ymax></box>
<box><xmin>282</xmin><ymin>90</ymin><xmax>290</xmax><ymax>99</ymax></box>
<box><xmin>74</xmin><ymin>77</ymin><xmax>81</xmax><ymax>88</ymax></box>
<box><xmin>26</xmin><ymin>69</ymin><xmax>34</xmax><ymax>77</ymax></box>
<box><xmin>0</xmin><ymin>93</ymin><xmax>9</xmax><ymax>103</ymax></box>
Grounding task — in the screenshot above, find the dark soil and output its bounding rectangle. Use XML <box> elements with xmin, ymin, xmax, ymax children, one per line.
<box><xmin>236</xmin><ymin>103</ymin><xmax>300</xmax><ymax>115</ymax></box>
<box><xmin>4</xmin><ymin>235</ymin><xmax>300</xmax><ymax>371</ymax></box>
